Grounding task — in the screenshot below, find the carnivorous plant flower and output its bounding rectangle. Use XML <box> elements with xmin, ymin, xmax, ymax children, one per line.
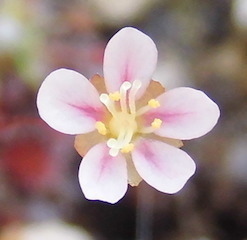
<box><xmin>37</xmin><ymin>27</ymin><xmax>220</xmax><ymax>203</ymax></box>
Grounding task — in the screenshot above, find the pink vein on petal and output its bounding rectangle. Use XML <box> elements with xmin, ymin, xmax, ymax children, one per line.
<box><xmin>136</xmin><ymin>139</ymin><xmax>161</xmax><ymax>170</ymax></box>
<box><xmin>67</xmin><ymin>103</ymin><xmax>104</xmax><ymax>121</ymax></box>
<box><xmin>78</xmin><ymin>143</ymin><xmax>128</xmax><ymax>203</ymax></box>
<box><xmin>144</xmin><ymin>111</ymin><xmax>194</xmax><ymax>125</ymax></box>
<box><xmin>122</xmin><ymin>62</ymin><xmax>131</xmax><ymax>83</ymax></box>
<box><xmin>143</xmin><ymin>87</ymin><xmax>220</xmax><ymax>140</ymax></box>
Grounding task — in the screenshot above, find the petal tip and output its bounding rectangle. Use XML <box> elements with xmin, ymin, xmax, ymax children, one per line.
<box><xmin>149</xmin><ymin>87</ymin><xmax>221</xmax><ymax>140</ymax></box>
<box><xmin>37</xmin><ymin>68</ymin><xmax>103</xmax><ymax>135</ymax></box>
<box><xmin>132</xmin><ymin>138</ymin><xmax>196</xmax><ymax>195</ymax></box>
<box><xmin>78</xmin><ymin>143</ymin><xmax>128</xmax><ymax>204</ymax></box>
<box><xmin>103</xmin><ymin>27</ymin><xmax>157</xmax><ymax>95</ymax></box>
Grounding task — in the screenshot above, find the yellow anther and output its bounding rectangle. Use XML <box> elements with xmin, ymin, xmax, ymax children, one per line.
<box><xmin>121</xmin><ymin>143</ymin><xmax>134</xmax><ymax>153</ymax></box>
<box><xmin>148</xmin><ymin>99</ymin><xmax>160</xmax><ymax>108</ymax></box>
<box><xmin>95</xmin><ymin>121</ymin><xmax>107</xmax><ymax>135</ymax></box>
<box><xmin>109</xmin><ymin>91</ymin><xmax>121</xmax><ymax>101</ymax></box>
<box><xmin>151</xmin><ymin>118</ymin><xmax>162</xmax><ymax>129</ymax></box>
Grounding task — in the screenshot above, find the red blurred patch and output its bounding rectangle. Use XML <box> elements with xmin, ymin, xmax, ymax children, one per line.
<box><xmin>3</xmin><ymin>137</ymin><xmax>49</xmax><ymax>187</ymax></box>
<box><xmin>0</xmin><ymin>120</ymin><xmax>73</xmax><ymax>192</ymax></box>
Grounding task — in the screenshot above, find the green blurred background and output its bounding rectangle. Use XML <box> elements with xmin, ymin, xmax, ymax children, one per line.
<box><xmin>0</xmin><ymin>0</ymin><xmax>247</xmax><ymax>239</ymax></box>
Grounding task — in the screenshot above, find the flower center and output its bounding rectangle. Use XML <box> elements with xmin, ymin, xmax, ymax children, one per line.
<box><xmin>96</xmin><ymin>80</ymin><xmax>162</xmax><ymax>157</ymax></box>
<box><xmin>109</xmin><ymin>112</ymin><xmax>137</xmax><ymax>138</ymax></box>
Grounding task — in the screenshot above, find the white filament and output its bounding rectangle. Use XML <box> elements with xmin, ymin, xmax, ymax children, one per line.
<box><xmin>120</xmin><ymin>81</ymin><xmax>131</xmax><ymax>113</ymax></box>
<box><xmin>136</xmin><ymin>105</ymin><xmax>151</xmax><ymax>116</ymax></box>
<box><xmin>109</xmin><ymin>148</ymin><xmax>119</xmax><ymax>157</ymax></box>
<box><xmin>99</xmin><ymin>93</ymin><xmax>117</xmax><ymax>117</ymax></box>
<box><xmin>139</xmin><ymin>126</ymin><xmax>155</xmax><ymax>134</ymax></box>
<box><xmin>129</xmin><ymin>80</ymin><xmax>142</xmax><ymax>114</ymax></box>
<box><xmin>107</xmin><ymin>138</ymin><xmax>117</xmax><ymax>148</ymax></box>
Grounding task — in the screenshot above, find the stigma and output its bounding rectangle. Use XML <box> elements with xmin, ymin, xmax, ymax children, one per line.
<box><xmin>97</xmin><ymin>80</ymin><xmax>162</xmax><ymax>157</ymax></box>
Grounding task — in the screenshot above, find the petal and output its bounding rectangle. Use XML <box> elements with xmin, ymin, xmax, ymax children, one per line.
<box><xmin>132</xmin><ymin>138</ymin><xmax>196</xmax><ymax>194</ymax></box>
<box><xmin>78</xmin><ymin>143</ymin><xmax>128</xmax><ymax>203</ymax></box>
<box><xmin>103</xmin><ymin>27</ymin><xmax>157</xmax><ymax>97</ymax></box>
<box><xmin>144</xmin><ymin>87</ymin><xmax>220</xmax><ymax>140</ymax></box>
<box><xmin>37</xmin><ymin>69</ymin><xmax>105</xmax><ymax>135</ymax></box>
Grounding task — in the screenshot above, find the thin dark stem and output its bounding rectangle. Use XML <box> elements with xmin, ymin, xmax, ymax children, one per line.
<box><xmin>135</xmin><ymin>183</ymin><xmax>154</xmax><ymax>240</ymax></box>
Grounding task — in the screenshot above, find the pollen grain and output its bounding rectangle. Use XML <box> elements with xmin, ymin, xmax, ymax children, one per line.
<box><xmin>121</xmin><ymin>143</ymin><xmax>135</xmax><ymax>153</ymax></box>
<box><xmin>109</xmin><ymin>91</ymin><xmax>121</xmax><ymax>101</ymax></box>
<box><xmin>151</xmin><ymin>118</ymin><xmax>162</xmax><ymax>129</ymax></box>
<box><xmin>148</xmin><ymin>99</ymin><xmax>160</xmax><ymax>108</ymax></box>
<box><xmin>95</xmin><ymin>121</ymin><xmax>107</xmax><ymax>135</ymax></box>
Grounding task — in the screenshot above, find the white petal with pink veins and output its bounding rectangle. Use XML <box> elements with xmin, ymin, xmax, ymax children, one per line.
<box><xmin>103</xmin><ymin>27</ymin><xmax>157</xmax><ymax>98</ymax></box>
<box><xmin>144</xmin><ymin>87</ymin><xmax>220</xmax><ymax>140</ymax></box>
<box><xmin>37</xmin><ymin>69</ymin><xmax>104</xmax><ymax>135</ymax></box>
<box><xmin>78</xmin><ymin>143</ymin><xmax>128</xmax><ymax>204</ymax></box>
<box><xmin>132</xmin><ymin>138</ymin><xmax>196</xmax><ymax>194</ymax></box>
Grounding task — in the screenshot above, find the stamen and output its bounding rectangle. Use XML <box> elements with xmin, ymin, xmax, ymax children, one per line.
<box><xmin>151</xmin><ymin>118</ymin><xmax>162</xmax><ymax>128</ymax></box>
<box><xmin>120</xmin><ymin>127</ymin><xmax>134</xmax><ymax>148</ymax></box>
<box><xmin>136</xmin><ymin>105</ymin><xmax>151</xmax><ymax>116</ymax></box>
<box><xmin>140</xmin><ymin>118</ymin><xmax>162</xmax><ymax>134</ymax></box>
<box><xmin>112</xmin><ymin>128</ymin><xmax>130</xmax><ymax>149</ymax></box>
<box><xmin>139</xmin><ymin>126</ymin><xmax>154</xmax><ymax>134</ymax></box>
<box><xmin>121</xmin><ymin>143</ymin><xmax>134</xmax><ymax>153</ymax></box>
<box><xmin>106</xmin><ymin>129</ymin><xmax>125</xmax><ymax>152</ymax></box>
<box><xmin>99</xmin><ymin>93</ymin><xmax>118</xmax><ymax>117</ymax></box>
<box><xmin>129</xmin><ymin>80</ymin><xmax>142</xmax><ymax>114</ymax></box>
<box><xmin>107</xmin><ymin>128</ymin><xmax>135</xmax><ymax>156</ymax></box>
<box><xmin>120</xmin><ymin>81</ymin><xmax>132</xmax><ymax>113</ymax></box>
<box><xmin>109</xmin><ymin>91</ymin><xmax>121</xmax><ymax>101</ymax></box>
<box><xmin>136</xmin><ymin>98</ymin><xmax>161</xmax><ymax>116</ymax></box>
<box><xmin>95</xmin><ymin>121</ymin><xmax>107</xmax><ymax>135</ymax></box>
<box><xmin>115</xmin><ymin>129</ymin><xmax>126</xmax><ymax>147</ymax></box>
<box><xmin>148</xmin><ymin>99</ymin><xmax>160</xmax><ymax>108</ymax></box>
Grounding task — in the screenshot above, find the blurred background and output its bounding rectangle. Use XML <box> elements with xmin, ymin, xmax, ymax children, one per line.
<box><xmin>0</xmin><ymin>0</ymin><xmax>247</xmax><ymax>239</ymax></box>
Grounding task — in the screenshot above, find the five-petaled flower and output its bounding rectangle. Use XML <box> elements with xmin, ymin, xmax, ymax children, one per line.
<box><xmin>37</xmin><ymin>27</ymin><xmax>220</xmax><ymax>204</ymax></box>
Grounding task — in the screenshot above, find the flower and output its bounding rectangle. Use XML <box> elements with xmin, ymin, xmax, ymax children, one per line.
<box><xmin>37</xmin><ymin>27</ymin><xmax>220</xmax><ymax>203</ymax></box>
